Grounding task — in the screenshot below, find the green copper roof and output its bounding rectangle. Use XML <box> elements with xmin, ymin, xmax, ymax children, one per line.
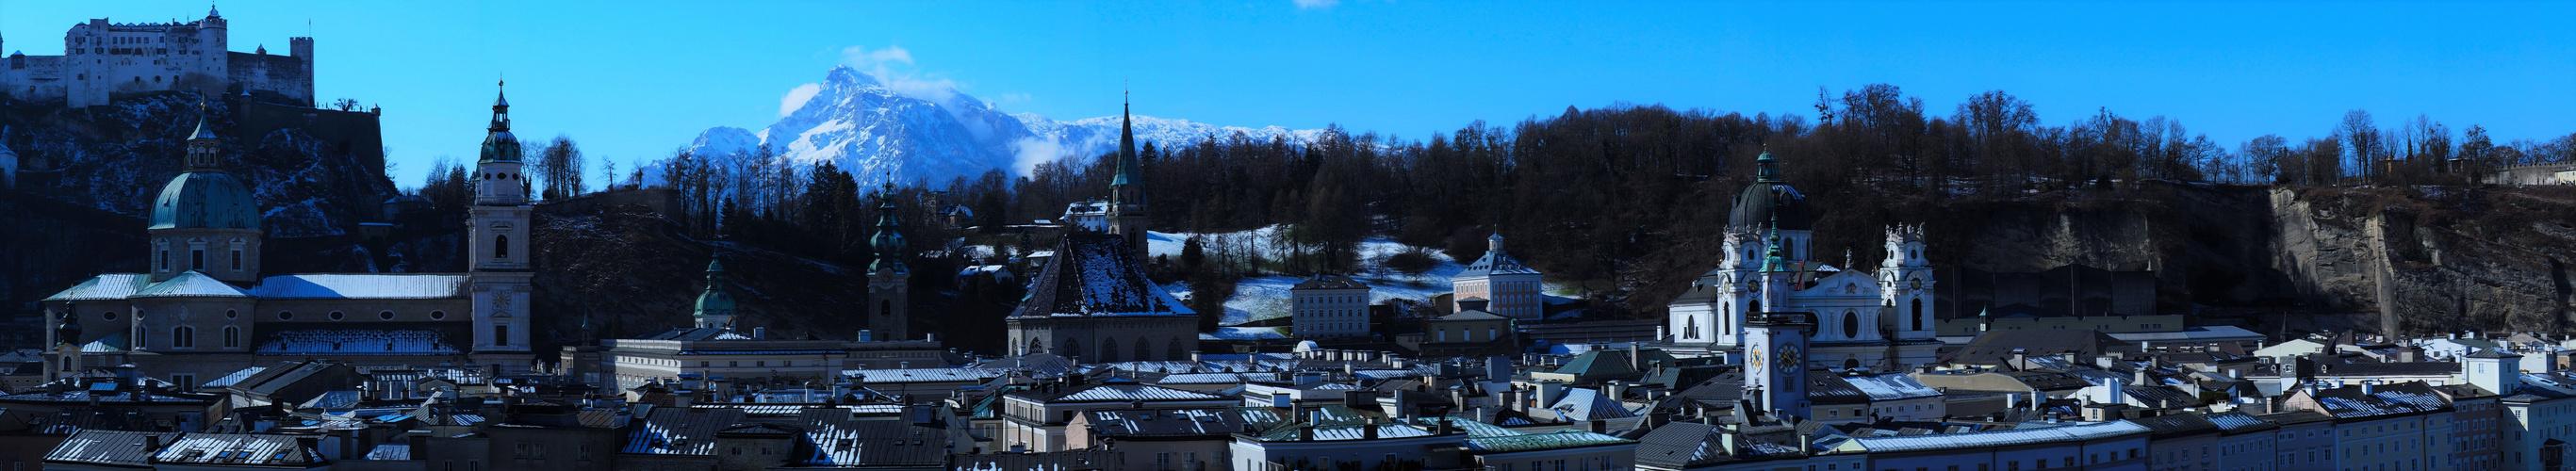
<box><xmin>694</xmin><ymin>260</ymin><xmax>738</xmax><ymax>318</ymax></box>
<box><xmin>479</xmin><ymin>87</ymin><xmax>521</xmax><ymax>164</ymax></box>
<box><xmin>150</xmin><ymin>171</ymin><xmax>259</xmax><ymax>230</ymax></box>
<box><xmin>870</xmin><ymin>185</ymin><xmax>910</xmax><ymax>273</ymax></box>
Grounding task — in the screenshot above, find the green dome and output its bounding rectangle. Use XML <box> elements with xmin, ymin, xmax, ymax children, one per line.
<box><xmin>150</xmin><ymin>171</ymin><xmax>259</xmax><ymax>230</ymax></box>
<box><xmin>694</xmin><ymin>260</ymin><xmax>737</xmax><ymax>317</ymax></box>
<box><xmin>480</xmin><ymin>129</ymin><xmax>521</xmax><ymax>164</ymax></box>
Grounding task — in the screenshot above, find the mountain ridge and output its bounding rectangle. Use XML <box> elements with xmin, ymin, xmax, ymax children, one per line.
<box><xmin>685</xmin><ymin>66</ymin><xmax>1329</xmax><ymax>187</ymax></box>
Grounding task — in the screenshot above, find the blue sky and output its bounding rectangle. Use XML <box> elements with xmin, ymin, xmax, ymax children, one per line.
<box><xmin>6</xmin><ymin>1</ymin><xmax>2571</xmax><ymax>186</ymax></box>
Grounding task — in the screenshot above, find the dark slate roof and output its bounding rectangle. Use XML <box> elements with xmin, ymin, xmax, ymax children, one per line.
<box><xmin>2255</xmin><ymin>410</ymin><xmax>2337</xmax><ymax>426</ymax></box>
<box><xmin>2129</xmin><ymin>412</ymin><xmax>2220</xmax><ymax>438</ymax></box>
<box><xmin>635</xmin><ymin>327</ymin><xmax>750</xmax><ymax>341</ymax></box>
<box><xmin>46</xmin><ymin>430</ymin><xmax>181</xmax><ymax>466</ymax></box>
<box><xmin>1806</xmin><ymin>372</ymin><xmax>1872</xmax><ymax>404</ymax></box>
<box><xmin>795</xmin><ymin>411</ymin><xmax>948</xmax><ymax>466</ymax></box>
<box><xmin>1551</xmin><ymin>348</ymin><xmax>1682</xmax><ymax>380</ymax></box>
<box><xmin>1634</xmin><ymin>422</ymin><xmax>1798</xmax><ymax>469</ymax></box>
<box><xmin>624</xmin><ymin>406</ymin><xmax>747</xmax><ymax>456</ymax></box>
<box><xmin>1729</xmin><ymin>178</ymin><xmax>1813</xmax><ymax>230</ymax></box>
<box><xmin>1291</xmin><ymin>275</ymin><xmax>1368</xmax><ymax>290</ymax></box>
<box><xmin>1676</xmin><ymin>369</ymin><xmax>1747</xmax><ymax>404</ymax></box>
<box><xmin>1011</xmin><ymin>234</ymin><xmax>1194</xmax><ymax>317</ymax></box>
<box><xmin>2204</xmin><ymin>411</ymin><xmax>2279</xmax><ymax>434</ymax></box>
<box><xmin>950</xmin><ymin>449</ymin><xmax>1121</xmax><ymax>471</ymax></box>
<box><xmin>1948</xmin><ymin>330</ymin><xmax>2126</xmax><ymax>365</ymax></box>
<box><xmin>1458</xmin><ymin>248</ymin><xmax>1540</xmax><ymax>278</ymax></box>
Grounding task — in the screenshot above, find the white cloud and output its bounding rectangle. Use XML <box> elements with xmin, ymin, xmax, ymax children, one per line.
<box><xmin>840</xmin><ymin>44</ymin><xmax>961</xmax><ymax>106</ymax></box>
<box><xmin>1009</xmin><ymin>138</ymin><xmax>1067</xmax><ymax>177</ymax></box>
<box><xmin>779</xmin><ymin>83</ymin><xmax>823</xmax><ymax>118</ymax></box>
<box><xmin>1293</xmin><ymin>0</ymin><xmax>1338</xmax><ymax>8</ymax></box>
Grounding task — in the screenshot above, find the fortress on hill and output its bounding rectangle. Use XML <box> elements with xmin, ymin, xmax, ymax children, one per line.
<box><xmin>1</xmin><ymin>7</ymin><xmax>315</xmax><ymax>107</ymax></box>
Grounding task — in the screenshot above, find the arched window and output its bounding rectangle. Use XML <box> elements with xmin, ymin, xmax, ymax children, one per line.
<box><xmin>1842</xmin><ymin>311</ymin><xmax>1861</xmax><ymax>338</ymax></box>
<box><xmin>1026</xmin><ymin>338</ymin><xmax>1044</xmax><ymax>355</ymax></box>
<box><xmin>1781</xmin><ymin>238</ymin><xmax>1796</xmax><ymax>259</ymax></box>
<box><xmin>1844</xmin><ymin>358</ymin><xmax>1861</xmax><ymax>369</ymax></box>
<box><xmin>1911</xmin><ymin>299</ymin><xmax>1924</xmax><ymax>331</ymax></box>
<box><xmin>1061</xmin><ymin>338</ymin><xmax>1080</xmax><ymax>360</ymax></box>
<box><xmin>495</xmin><ymin>235</ymin><xmax>510</xmax><ymax>258</ymax></box>
<box><xmin>1168</xmin><ymin>337</ymin><xmax>1186</xmax><ymax>361</ymax></box>
<box><xmin>223</xmin><ymin>326</ymin><xmax>239</xmax><ymax>348</ymax></box>
<box><xmin>1099</xmin><ymin>337</ymin><xmax>1119</xmax><ymax>364</ymax></box>
<box><xmin>172</xmin><ymin>326</ymin><xmax>193</xmax><ymax>348</ymax></box>
<box><xmin>1684</xmin><ymin>316</ymin><xmax>1699</xmax><ymax>339</ymax></box>
<box><xmin>1136</xmin><ymin>337</ymin><xmax>1153</xmax><ymax>362</ymax></box>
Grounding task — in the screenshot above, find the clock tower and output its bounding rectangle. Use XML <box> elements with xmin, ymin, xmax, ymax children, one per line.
<box><xmin>1743</xmin><ymin>226</ymin><xmax>1812</xmax><ymax>419</ymax></box>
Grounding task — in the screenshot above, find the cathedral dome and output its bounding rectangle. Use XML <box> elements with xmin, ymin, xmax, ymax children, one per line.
<box><xmin>479</xmin><ymin>89</ymin><xmax>521</xmax><ymax>164</ymax></box>
<box><xmin>694</xmin><ymin>260</ymin><xmax>738</xmax><ymax>317</ymax></box>
<box><xmin>150</xmin><ymin>171</ymin><xmax>259</xmax><ymax>230</ymax></box>
<box><xmin>1728</xmin><ymin>152</ymin><xmax>1812</xmax><ymax>231</ymax></box>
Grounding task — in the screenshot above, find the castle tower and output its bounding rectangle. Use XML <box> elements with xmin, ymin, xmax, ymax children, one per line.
<box><xmin>694</xmin><ymin>260</ymin><xmax>738</xmax><ymax>330</ymax></box>
<box><xmin>867</xmin><ymin>183</ymin><xmax>911</xmax><ymax>341</ymax></box>
<box><xmin>1742</xmin><ymin>228</ymin><xmax>1812</xmax><ymax>419</ymax></box>
<box><xmin>468</xmin><ymin>83</ymin><xmax>533</xmax><ymax>352</ymax></box>
<box><xmin>148</xmin><ymin>101</ymin><xmax>262</xmax><ymax>284</ymax></box>
<box><xmin>1105</xmin><ymin>94</ymin><xmax>1150</xmax><ymax>253</ymax></box>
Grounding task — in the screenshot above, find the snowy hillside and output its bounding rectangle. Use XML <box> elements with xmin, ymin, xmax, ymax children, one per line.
<box><xmin>687</xmin><ymin>66</ymin><xmax>1328</xmax><ymax>187</ymax></box>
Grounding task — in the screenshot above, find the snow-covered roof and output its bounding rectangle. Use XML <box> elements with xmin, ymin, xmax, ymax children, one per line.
<box><xmin>249</xmin><ymin>274</ymin><xmax>468</xmax><ymax>300</ymax></box>
<box><xmin>1840</xmin><ymin>420</ymin><xmax>2148</xmax><ymax>453</ymax></box>
<box><xmin>1465</xmin><ymin>430</ymin><xmax>1636</xmax><ymax>453</ymax></box>
<box><xmin>1052</xmin><ymin>383</ymin><xmax>1225</xmax><ymax>402</ymax></box>
<box><xmin>45</xmin><ymin>274</ymin><xmax>154</xmax><ymax>301</ymax></box>
<box><xmin>132</xmin><ymin>271</ymin><xmax>252</xmax><ymax>298</ymax></box>
<box><xmin>1012</xmin><ymin>235</ymin><xmax>1194</xmax><ymax>317</ymax></box>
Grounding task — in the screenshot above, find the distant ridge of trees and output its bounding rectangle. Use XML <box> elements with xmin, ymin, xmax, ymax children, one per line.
<box><xmin>421</xmin><ymin>84</ymin><xmax>2576</xmax><ymax>312</ymax></box>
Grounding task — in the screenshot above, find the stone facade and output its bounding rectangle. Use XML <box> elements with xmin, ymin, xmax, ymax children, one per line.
<box><xmin>1</xmin><ymin>8</ymin><xmax>315</xmax><ymax>107</ymax></box>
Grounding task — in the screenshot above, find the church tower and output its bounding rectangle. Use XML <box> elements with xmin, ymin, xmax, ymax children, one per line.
<box><xmin>468</xmin><ymin>83</ymin><xmax>533</xmax><ymax>352</ymax></box>
<box><xmin>1879</xmin><ymin>223</ymin><xmax>1936</xmax><ymax>341</ymax></box>
<box><xmin>1105</xmin><ymin>94</ymin><xmax>1150</xmax><ymax>253</ymax></box>
<box><xmin>1742</xmin><ymin>226</ymin><xmax>1812</xmax><ymax>419</ymax></box>
<box><xmin>48</xmin><ymin>303</ymin><xmax>81</xmax><ymax>381</ymax></box>
<box><xmin>148</xmin><ymin>101</ymin><xmax>263</xmax><ymax>284</ymax></box>
<box><xmin>867</xmin><ymin>183</ymin><xmax>911</xmax><ymax>341</ymax></box>
<box><xmin>693</xmin><ymin>260</ymin><xmax>738</xmax><ymax>330</ymax></box>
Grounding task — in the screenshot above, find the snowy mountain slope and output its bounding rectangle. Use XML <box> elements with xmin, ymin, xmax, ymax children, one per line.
<box><xmin>688</xmin><ymin>66</ymin><xmax>1327</xmax><ymax>187</ymax></box>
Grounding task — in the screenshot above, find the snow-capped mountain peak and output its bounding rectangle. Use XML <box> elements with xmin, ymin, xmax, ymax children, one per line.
<box><xmin>686</xmin><ymin>67</ymin><xmax>1325</xmax><ymax>187</ymax></box>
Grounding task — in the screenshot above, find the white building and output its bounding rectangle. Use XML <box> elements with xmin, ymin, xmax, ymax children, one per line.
<box><xmin>1290</xmin><ymin>275</ymin><xmax>1370</xmax><ymax>338</ymax></box>
<box><xmin>1454</xmin><ymin>234</ymin><xmax>1544</xmax><ymax>320</ymax></box>
<box><xmin>2</xmin><ymin>8</ymin><xmax>315</xmax><ymax>107</ymax></box>
<box><xmin>1665</xmin><ymin>150</ymin><xmax>1941</xmax><ymax>373</ymax></box>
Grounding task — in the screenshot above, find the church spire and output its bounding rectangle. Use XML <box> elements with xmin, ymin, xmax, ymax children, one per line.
<box><xmin>1111</xmin><ymin>89</ymin><xmax>1140</xmax><ymax>187</ymax></box>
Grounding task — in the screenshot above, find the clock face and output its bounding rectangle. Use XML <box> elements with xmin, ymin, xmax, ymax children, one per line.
<box><xmin>1747</xmin><ymin>349</ymin><xmax>1764</xmax><ymax>369</ymax></box>
<box><xmin>1909</xmin><ymin>278</ymin><xmax>1923</xmax><ymax>291</ymax></box>
<box><xmin>1779</xmin><ymin>346</ymin><xmax>1803</xmax><ymax>371</ymax></box>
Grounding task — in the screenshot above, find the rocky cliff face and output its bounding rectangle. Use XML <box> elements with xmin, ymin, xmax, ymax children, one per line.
<box><xmin>1911</xmin><ymin>184</ymin><xmax>2576</xmax><ymax>335</ymax></box>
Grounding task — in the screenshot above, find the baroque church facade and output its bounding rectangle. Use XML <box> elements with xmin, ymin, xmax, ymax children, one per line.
<box><xmin>41</xmin><ymin>87</ymin><xmax>535</xmax><ymax>387</ymax></box>
<box><xmin>1664</xmin><ymin>151</ymin><xmax>1942</xmax><ymax>373</ymax></box>
<box><xmin>1004</xmin><ymin>98</ymin><xmax>1202</xmax><ymax>363</ymax></box>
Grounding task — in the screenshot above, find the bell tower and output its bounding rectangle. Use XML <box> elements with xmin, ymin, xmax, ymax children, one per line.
<box><xmin>1879</xmin><ymin>223</ymin><xmax>1936</xmax><ymax>342</ymax></box>
<box><xmin>1742</xmin><ymin>228</ymin><xmax>1812</xmax><ymax>419</ymax></box>
<box><xmin>1105</xmin><ymin>92</ymin><xmax>1150</xmax><ymax>253</ymax></box>
<box><xmin>468</xmin><ymin>82</ymin><xmax>533</xmax><ymax>352</ymax></box>
<box><xmin>867</xmin><ymin>183</ymin><xmax>911</xmax><ymax>341</ymax></box>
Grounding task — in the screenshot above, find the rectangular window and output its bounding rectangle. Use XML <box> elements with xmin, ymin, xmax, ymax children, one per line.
<box><xmin>495</xmin><ymin>325</ymin><xmax>509</xmax><ymax>346</ymax></box>
<box><xmin>232</xmin><ymin>250</ymin><xmax>243</xmax><ymax>270</ymax></box>
<box><xmin>191</xmin><ymin>250</ymin><xmax>205</xmax><ymax>270</ymax></box>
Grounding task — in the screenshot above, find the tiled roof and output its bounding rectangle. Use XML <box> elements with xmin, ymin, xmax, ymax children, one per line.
<box><xmin>2204</xmin><ymin>411</ymin><xmax>2278</xmax><ymax>433</ymax></box>
<box><xmin>249</xmin><ymin>274</ymin><xmax>468</xmax><ymax>300</ymax></box>
<box><xmin>624</xmin><ymin>406</ymin><xmax>747</xmax><ymax>455</ymax></box>
<box><xmin>1012</xmin><ymin>235</ymin><xmax>1195</xmax><ymax>317</ymax></box>
<box><xmin>1051</xmin><ymin>383</ymin><xmax>1224</xmax><ymax>403</ymax></box>
<box><xmin>1458</xmin><ymin>247</ymin><xmax>1540</xmax><ymax>278</ymax></box>
<box><xmin>796</xmin><ymin>411</ymin><xmax>947</xmax><ymax>466</ymax></box>
<box><xmin>1548</xmin><ymin>388</ymin><xmax>1635</xmax><ymax>421</ymax></box>
<box><xmin>1840</xmin><ymin>373</ymin><xmax>1942</xmax><ymax>400</ymax></box>
<box><xmin>844</xmin><ymin>368</ymin><xmax>1007</xmax><ymax>384</ymax></box>
<box><xmin>1253</xmin><ymin>423</ymin><xmax>1436</xmax><ymax>442</ymax></box>
<box><xmin>1292</xmin><ymin>275</ymin><xmax>1369</xmax><ymax>290</ymax></box>
<box><xmin>1465</xmin><ymin>430</ymin><xmax>1635</xmax><ymax>453</ymax></box>
<box><xmin>201</xmin><ymin>366</ymin><xmax>270</xmax><ymax>389</ymax></box>
<box><xmin>45</xmin><ymin>430</ymin><xmax>182</xmax><ymax>466</ymax></box>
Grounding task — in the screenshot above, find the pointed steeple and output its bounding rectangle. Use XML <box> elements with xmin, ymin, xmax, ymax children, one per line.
<box><xmin>1111</xmin><ymin>90</ymin><xmax>1140</xmax><ymax>187</ymax></box>
<box><xmin>1760</xmin><ymin>218</ymin><xmax>1788</xmax><ymax>273</ymax></box>
<box><xmin>870</xmin><ymin>183</ymin><xmax>910</xmax><ymax>274</ymax></box>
